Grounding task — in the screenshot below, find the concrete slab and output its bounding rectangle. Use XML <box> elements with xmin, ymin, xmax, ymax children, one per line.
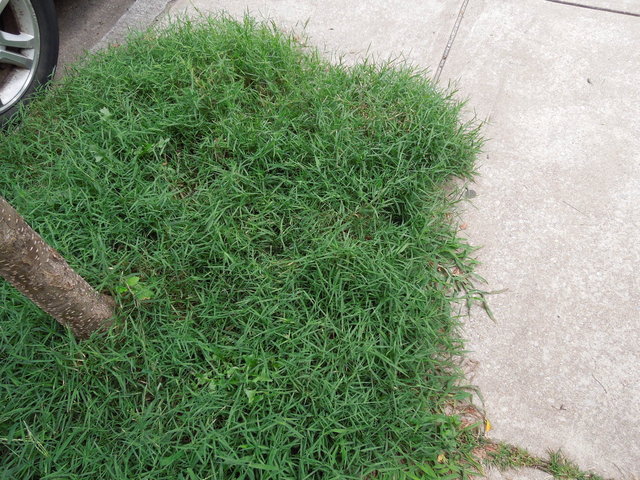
<box><xmin>168</xmin><ymin>0</ymin><xmax>459</xmax><ymax>67</ymax></box>
<box><xmin>545</xmin><ymin>0</ymin><xmax>640</xmax><ymax>16</ymax></box>
<box><xmin>440</xmin><ymin>0</ymin><xmax>640</xmax><ymax>478</ymax></box>
<box><xmin>53</xmin><ymin>0</ymin><xmax>171</xmax><ymax>77</ymax></box>
<box><xmin>482</xmin><ymin>467</ymin><xmax>553</xmax><ymax>480</ymax></box>
<box><xmin>92</xmin><ymin>0</ymin><xmax>173</xmax><ymax>52</ymax></box>
<box><xmin>54</xmin><ymin>0</ymin><xmax>135</xmax><ymax>72</ymax></box>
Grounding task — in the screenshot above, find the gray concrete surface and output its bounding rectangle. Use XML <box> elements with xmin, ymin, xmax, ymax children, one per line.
<box><xmin>483</xmin><ymin>467</ymin><xmax>553</xmax><ymax>480</ymax></box>
<box><xmin>168</xmin><ymin>0</ymin><xmax>457</xmax><ymax>67</ymax></box>
<box><xmin>53</xmin><ymin>0</ymin><xmax>172</xmax><ymax>75</ymax></box>
<box><xmin>164</xmin><ymin>0</ymin><xmax>640</xmax><ymax>477</ymax></box>
<box><xmin>92</xmin><ymin>0</ymin><xmax>174</xmax><ymax>52</ymax></box>
<box><xmin>54</xmin><ymin>0</ymin><xmax>135</xmax><ymax>72</ymax></box>
<box><xmin>548</xmin><ymin>0</ymin><xmax>640</xmax><ymax>15</ymax></box>
<box><xmin>442</xmin><ymin>1</ymin><xmax>640</xmax><ymax>478</ymax></box>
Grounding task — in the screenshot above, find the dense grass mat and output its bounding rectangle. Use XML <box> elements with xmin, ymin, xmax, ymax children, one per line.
<box><xmin>0</xmin><ymin>17</ymin><xmax>481</xmax><ymax>479</ymax></box>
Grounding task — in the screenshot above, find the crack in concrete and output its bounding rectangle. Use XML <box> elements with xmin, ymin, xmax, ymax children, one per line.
<box><xmin>434</xmin><ymin>0</ymin><xmax>470</xmax><ymax>82</ymax></box>
<box><xmin>544</xmin><ymin>0</ymin><xmax>640</xmax><ymax>18</ymax></box>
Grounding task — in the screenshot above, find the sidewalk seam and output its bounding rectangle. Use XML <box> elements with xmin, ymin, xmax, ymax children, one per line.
<box><xmin>434</xmin><ymin>0</ymin><xmax>470</xmax><ymax>83</ymax></box>
<box><xmin>544</xmin><ymin>0</ymin><xmax>640</xmax><ymax>18</ymax></box>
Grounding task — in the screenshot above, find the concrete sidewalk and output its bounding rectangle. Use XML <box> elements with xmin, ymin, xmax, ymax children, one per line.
<box><xmin>440</xmin><ymin>1</ymin><xmax>640</xmax><ymax>478</ymax></box>
<box><xmin>127</xmin><ymin>0</ymin><xmax>640</xmax><ymax>477</ymax></box>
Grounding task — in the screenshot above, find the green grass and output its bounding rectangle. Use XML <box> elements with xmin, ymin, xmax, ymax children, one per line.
<box><xmin>0</xmin><ymin>16</ymin><xmax>481</xmax><ymax>479</ymax></box>
<box><xmin>546</xmin><ymin>451</ymin><xmax>606</xmax><ymax>480</ymax></box>
<box><xmin>482</xmin><ymin>443</ymin><xmax>607</xmax><ymax>480</ymax></box>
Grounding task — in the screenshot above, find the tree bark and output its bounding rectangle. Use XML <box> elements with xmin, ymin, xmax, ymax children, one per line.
<box><xmin>0</xmin><ymin>195</ymin><xmax>114</xmax><ymax>339</ymax></box>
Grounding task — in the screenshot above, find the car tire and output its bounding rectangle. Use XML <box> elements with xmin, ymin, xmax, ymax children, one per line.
<box><xmin>0</xmin><ymin>0</ymin><xmax>59</xmax><ymax>126</ymax></box>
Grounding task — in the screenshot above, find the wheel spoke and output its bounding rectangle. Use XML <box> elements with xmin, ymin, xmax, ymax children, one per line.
<box><xmin>0</xmin><ymin>31</ymin><xmax>35</xmax><ymax>49</ymax></box>
<box><xmin>0</xmin><ymin>0</ymin><xmax>9</xmax><ymax>15</ymax></box>
<box><xmin>0</xmin><ymin>49</ymin><xmax>32</xmax><ymax>69</ymax></box>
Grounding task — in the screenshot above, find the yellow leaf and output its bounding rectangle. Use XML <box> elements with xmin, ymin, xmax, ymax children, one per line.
<box><xmin>484</xmin><ymin>419</ymin><xmax>492</xmax><ymax>433</ymax></box>
<box><xmin>436</xmin><ymin>453</ymin><xmax>446</xmax><ymax>463</ymax></box>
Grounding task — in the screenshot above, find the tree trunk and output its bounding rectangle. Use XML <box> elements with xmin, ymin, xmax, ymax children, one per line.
<box><xmin>0</xmin><ymin>195</ymin><xmax>114</xmax><ymax>339</ymax></box>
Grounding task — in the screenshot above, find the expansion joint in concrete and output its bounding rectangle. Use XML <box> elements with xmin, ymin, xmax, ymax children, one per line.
<box><xmin>434</xmin><ymin>0</ymin><xmax>470</xmax><ymax>82</ymax></box>
<box><xmin>544</xmin><ymin>0</ymin><xmax>640</xmax><ymax>18</ymax></box>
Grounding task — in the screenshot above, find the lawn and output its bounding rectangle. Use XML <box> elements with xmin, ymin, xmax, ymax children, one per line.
<box><xmin>0</xmin><ymin>16</ymin><xmax>481</xmax><ymax>479</ymax></box>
